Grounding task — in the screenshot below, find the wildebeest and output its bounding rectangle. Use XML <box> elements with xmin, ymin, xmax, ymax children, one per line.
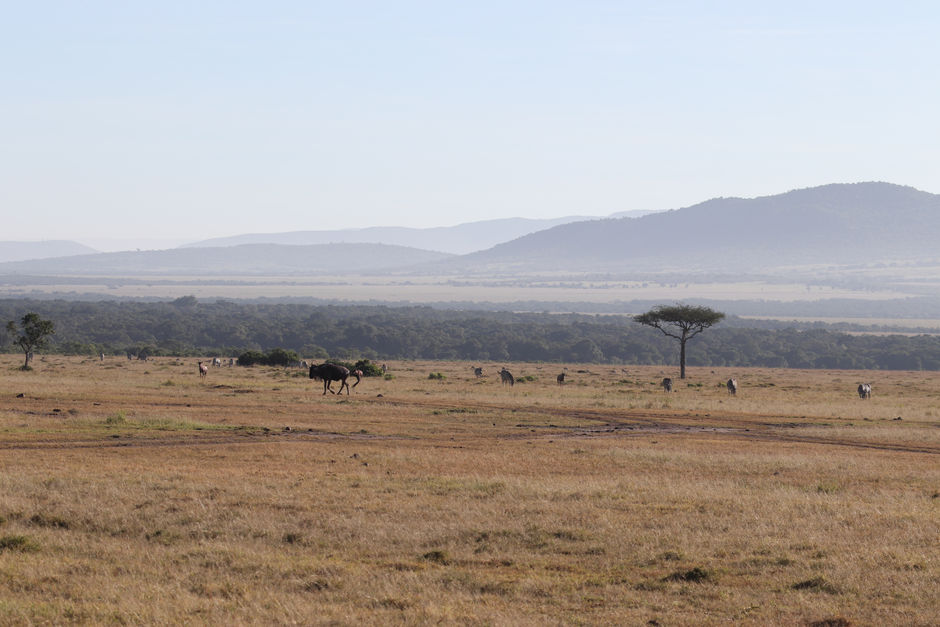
<box><xmin>857</xmin><ymin>383</ymin><xmax>872</xmax><ymax>399</ymax></box>
<box><xmin>727</xmin><ymin>378</ymin><xmax>738</xmax><ymax>396</ymax></box>
<box><xmin>557</xmin><ymin>372</ymin><xmax>566</xmax><ymax>384</ymax></box>
<box><xmin>661</xmin><ymin>377</ymin><xmax>673</xmax><ymax>392</ymax></box>
<box><xmin>473</xmin><ymin>366</ymin><xmax>485</xmax><ymax>378</ymax></box>
<box><xmin>309</xmin><ymin>363</ymin><xmax>352</xmax><ymax>395</ymax></box>
<box><xmin>198</xmin><ymin>361</ymin><xmax>208</xmax><ymax>377</ymax></box>
<box><xmin>499</xmin><ymin>368</ymin><xmax>514</xmax><ymax>386</ymax></box>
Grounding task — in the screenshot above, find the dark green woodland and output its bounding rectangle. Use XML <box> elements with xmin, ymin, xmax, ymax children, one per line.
<box><xmin>3</xmin><ymin>298</ymin><xmax>939</xmax><ymax>371</ymax></box>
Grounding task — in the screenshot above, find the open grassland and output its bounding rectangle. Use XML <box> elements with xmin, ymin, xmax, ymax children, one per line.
<box><xmin>0</xmin><ymin>273</ymin><xmax>919</xmax><ymax>304</ymax></box>
<box><xmin>0</xmin><ymin>356</ymin><xmax>937</xmax><ymax>625</ymax></box>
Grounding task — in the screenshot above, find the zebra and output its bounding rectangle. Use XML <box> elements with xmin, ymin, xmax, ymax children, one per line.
<box><xmin>661</xmin><ymin>377</ymin><xmax>673</xmax><ymax>392</ymax></box>
<box><xmin>727</xmin><ymin>378</ymin><xmax>738</xmax><ymax>396</ymax></box>
<box><xmin>857</xmin><ymin>383</ymin><xmax>871</xmax><ymax>399</ymax></box>
<box><xmin>212</xmin><ymin>357</ymin><xmax>222</xmax><ymax>367</ymax></box>
<box><xmin>499</xmin><ymin>368</ymin><xmax>515</xmax><ymax>386</ymax></box>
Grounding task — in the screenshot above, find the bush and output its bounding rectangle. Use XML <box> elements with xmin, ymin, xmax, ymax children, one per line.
<box><xmin>354</xmin><ymin>359</ymin><xmax>384</xmax><ymax>377</ymax></box>
<box><xmin>237</xmin><ymin>349</ymin><xmax>299</xmax><ymax>367</ymax></box>
<box><xmin>265</xmin><ymin>348</ymin><xmax>300</xmax><ymax>367</ymax></box>
<box><xmin>237</xmin><ymin>350</ymin><xmax>267</xmax><ymax>366</ymax></box>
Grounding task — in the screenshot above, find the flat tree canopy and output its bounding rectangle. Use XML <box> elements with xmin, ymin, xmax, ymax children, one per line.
<box><xmin>634</xmin><ymin>304</ymin><xmax>725</xmax><ymax>379</ymax></box>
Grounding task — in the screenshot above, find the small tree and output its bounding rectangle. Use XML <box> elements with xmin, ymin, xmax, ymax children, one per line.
<box><xmin>7</xmin><ymin>312</ymin><xmax>56</xmax><ymax>370</ymax></box>
<box><xmin>634</xmin><ymin>304</ymin><xmax>724</xmax><ymax>379</ymax></box>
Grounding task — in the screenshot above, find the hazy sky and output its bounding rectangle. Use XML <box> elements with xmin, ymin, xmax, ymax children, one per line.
<box><xmin>4</xmin><ymin>2</ymin><xmax>939</xmax><ymax>250</ymax></box>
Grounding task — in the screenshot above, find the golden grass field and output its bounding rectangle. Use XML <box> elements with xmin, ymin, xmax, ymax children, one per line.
<box><xmin>0</xmin><ymin>355</ymin><xmax>937</xmax><ymax>625</ymax></box>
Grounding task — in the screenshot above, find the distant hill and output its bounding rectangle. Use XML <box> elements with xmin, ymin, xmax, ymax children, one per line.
<box><xmin>449</xmin><ymin>183</ymin><xmax>940</xmax><ymax>272</ymax></box>
<box><xmin>0</xmin><ymin>241</ymin><xmax>98</xmax><ymax>263</ymax></box>
<box><xmin>182</xmin><ymin>216</ymin><xmax>603</xmax><ymax>255</ymax></box>
<box><xmin>0</xmin><ymin>243</ymin><xmax>453</xmax><ymax>276</ymax></box>
<box><xmin>606</xmin><ymin>209</ymin><xmax>664</xmax><ymax>219</ymax></box>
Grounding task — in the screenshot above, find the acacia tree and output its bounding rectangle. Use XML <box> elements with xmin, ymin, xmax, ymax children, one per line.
<box><xmin>7</xmin><ymin>312</ymin><xmax>55</xmax><ymax>370</ymax></box>
<box><xmin>634</xmin><ymin>304</ymin><xmax>724</xmax><ymax>379</ymax></box>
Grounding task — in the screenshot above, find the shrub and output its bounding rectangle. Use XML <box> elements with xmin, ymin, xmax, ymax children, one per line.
<box><xmin>265</xmin><ymin>348</ymin><xmax>300</xmax><ymax>367</ymax></box>
<box><xmin>237</xmin><ymin>348</ymin><xmax>299</xmax><ymax>367</ymax></box>
<box><xmin>237</xmin><ymin>350</ymin><xmax>267</xmax><ymax>366</ymax></box>
<box><xmin>354</xmin><ymin>359</ymin><xmax>384</xmax><ymax>377</ymax></box>
<box><xmin>428</xmin><ymin>372</ymin><xmax>446</xmax><ymax>380</ymax></box>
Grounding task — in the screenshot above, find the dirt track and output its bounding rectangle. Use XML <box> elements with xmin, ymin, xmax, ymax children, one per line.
<box><xmin>4</xmin><ymin>394</ymin><xmax>936</xmax><ymax>456</ymax></box>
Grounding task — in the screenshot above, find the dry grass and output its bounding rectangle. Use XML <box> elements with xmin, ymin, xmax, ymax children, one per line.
<box><xmin>0</xmin><ymin>355</ymin><xmax>937</xmax><ymax>625</ymax></box>
<box><xmin>0</xmin><ymin>272</ymin><xmax>920</xmax><ymax>303</ymax></box>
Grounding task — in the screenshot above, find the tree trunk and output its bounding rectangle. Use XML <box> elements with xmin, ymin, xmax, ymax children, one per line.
<box><xmin>679</xmin><ymin>339</ymin><xmax>687</xmax><ymax>379</ymax></box>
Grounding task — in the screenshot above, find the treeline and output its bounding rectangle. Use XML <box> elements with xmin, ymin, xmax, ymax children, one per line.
<box><xmin>2</xmin><ymin>298</ymin><xmax>940</xmax><ymax>370</ymax></box>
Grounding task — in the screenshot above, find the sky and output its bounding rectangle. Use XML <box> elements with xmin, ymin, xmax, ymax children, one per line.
<box><xmin>3</xmin><ymin>2</ymin><xmax>940</xmax><ymax>251</ymax></box>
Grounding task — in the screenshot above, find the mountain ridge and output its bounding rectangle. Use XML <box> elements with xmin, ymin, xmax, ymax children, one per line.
<box><xmin>3</xmin><ymin>183</ymin><xmax>937</xmax><ymax>277</ymax></box>
<box><xmin>180</xmin><ymin>215</ymin><xmax>613</xmax><ymax>254</ymax></box>
<box><xmin>449</xmin><ymin>182</ymin><xmax>940</xmax><ymax>272</ymax></box>
<box><xmin>0</xmin><ymin>241</ymin><xmax>98</xmax><ymax>263</ymax></box>
<box><xmin>0</xmin><ymin>243</ymin><xmax>453</xmax><ymax>276</ymax></box>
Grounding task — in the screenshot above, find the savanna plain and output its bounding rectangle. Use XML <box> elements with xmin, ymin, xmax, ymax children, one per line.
<box><xmin>0</xmin><ymin>356</ymin><xmax>937</xmax><ymax>625</ymax></box>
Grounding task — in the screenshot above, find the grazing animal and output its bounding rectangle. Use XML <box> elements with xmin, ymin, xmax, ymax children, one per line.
<box><xmin>309</xmin><ymin>363</ymin><xmax>352</xmax><ymax>395</ymax></box>
<box><xmin>198</xmin><ymin>361</ymin><xmax>208</xmax><ymax>377</ymax></box>
<box><xmin>381</xmin><ymin>363</ymin><xmax>388</xmax><ymax>374</ymax></box>
<box><xmin>727</xmin><ymin>378</ymin><xmax>738</xmax><ymax>396</ymax></box>
<box><xmin>499</xmin><ymin>368</ymin><xmax>515</xmax><ymax>386</ymax></box>
<box><xmin>212</xmin><ymin>357</ymin><xmax>222</xmax><ymax>367</ymax></box>
<box><xmin>557</xmin><ymin>372</ymin><xmax>566</xmax><ymax>384</ymax></box>
<box><xmin>473</xmin><ymin>366</ymin><xmax>485</xmax><ymax>378</ymax></box>
<box><xmin>351</xmin><ymin>369</ymin><xmax>363</xmax><ymax>388</ymax></box>
<box><xmin>661</xmin><ymin>377</ymin><xmax>673</xmax><ymax>392</ymax></box>
<box><xmin>857</xmin><ymin>383</ymin><xmax>872</xmax><ymax>399</ymax></box>
<box><xmin>301</xmin><ymin>360</ymin><xmax>309</xmax><ymax>369</ymax></box>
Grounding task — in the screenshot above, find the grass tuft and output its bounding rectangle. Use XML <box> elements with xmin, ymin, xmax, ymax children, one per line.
<box><xmin>422</xmin><ymin>550</ymin><xmax>451</xmax><ymax>565</ymax></box>
<box><xmin>29</xmin><ymin>513</ymin><xmax>71</xmax><ymax>529</ymax></box>
<box><xmin>808</xmin><ymin>617</ymin><xmax>854</xmax><ymax>627</ymax></box>
<box><xmin>105</xmin><ymin>411</ymin><xmax>127</xmax><ymax>425</ymax></box>
<box><xmin>0</xmin><ymin>535</ymin><xmax>40</xmax><ymax>552</ymax></box>
<box><xmin>792</xmin><ymin>576</ymin><xmax>841</xmax><ymax>594</ymax></box>
<box><xmin>664</xmin><ymin>567</ymin><xmax>712</xmax><ymax>583</ymax></box>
